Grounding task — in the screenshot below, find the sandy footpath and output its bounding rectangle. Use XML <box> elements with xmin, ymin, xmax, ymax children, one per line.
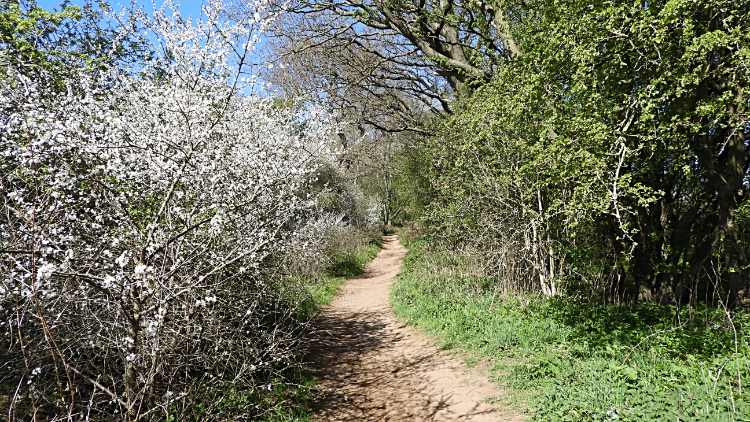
<box><xmin>305</xmin><ymin>235</ymin><xmax>528</xmax><ymax>422</ymax></box>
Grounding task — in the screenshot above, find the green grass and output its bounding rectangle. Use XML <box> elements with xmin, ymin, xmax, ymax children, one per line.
<box><xmin>391</xmin><ymin>235</ymin><xmax>750</xmax><ymax>422</ymax></box>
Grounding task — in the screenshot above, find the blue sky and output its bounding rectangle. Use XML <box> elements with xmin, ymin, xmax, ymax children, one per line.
<box><xmin>36</xmin><ymin>0</ymin><xmax>207</xmax><ymax>22</ymax></box>
<box><xmin>34</xmin><ymin>0</ymin><xmax>268</xmax><ymax>59</ymax></box>
<box><xmin>34</xmin><ymin>0</ymin><xmax>276</xmax><ymax>96</ymax></box>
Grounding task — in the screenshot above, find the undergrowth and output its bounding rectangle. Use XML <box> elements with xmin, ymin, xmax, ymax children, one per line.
<box><xmin>391</xmin><ymin>234</ymin><xmax>750</xmax><ymax>422</ymax></box>
<box><xmin>0</xmin><ymin>237</ymin><xmax>382</xmax><ymax>422</ymax></box>
<box><xmin>305</xmin><ymin>239</ymin><xmax>382</xmax><ymax>306</ymax></box>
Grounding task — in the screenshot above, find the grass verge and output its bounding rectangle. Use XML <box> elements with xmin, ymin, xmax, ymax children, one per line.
<box><xmin>391</xmin><ymin>234</ymin><xmax>749</xmax><ymax>422</ymax></box>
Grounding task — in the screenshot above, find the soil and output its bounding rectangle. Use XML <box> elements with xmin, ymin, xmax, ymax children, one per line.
<box><xmin>305</xmin><ymin>235</ymin><xmax>529</xmax><ymax>422</ymax></box>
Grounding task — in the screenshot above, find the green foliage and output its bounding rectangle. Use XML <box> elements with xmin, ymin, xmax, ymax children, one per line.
<box><xmin>225</xmin><ymin>374</ymin><xmax>315</xmax><ymax>422</ymax></box>
<box><xmin>283</xmin><ymin>227</ymin><xmax>382</xmax><ymax>315</ymax></box>
<box><xmin>160</xmin><ymin>372</ymin><xmax>315</xmax><ymax>422</ymax></box>
<box><xmin>326</xmin><ymin>241</ymin><xmax>381</xmax><ymax>278</ymax></box>
<box><xmin>405</xmin><ymin>0</ymin><xmax>750</xmax><ymax>303</ymax></box>
<box><xmin>389</xmin><ymin>140</ymin><xmax>436</xmax><ymax>224</ymax></box>
<box><xmin>1</xmin><ymin>0</ymin><xmax>84</xmax><ymax>70</ymax></box>
<box><xmin>305</xmin><ymin>241</ymin><xmax>381</xmax><ymax>308</ymax></box>
<box><xmin>392</xmin><ymin>237</ymin><xmax>750</xmax><ymax>421</ymax></box>
<box><xmin>1</xmin><ymin>0</ymin><xmax>148</xmax><ymax>80</ymax></box>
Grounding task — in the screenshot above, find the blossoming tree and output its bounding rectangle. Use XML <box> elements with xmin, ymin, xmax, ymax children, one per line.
<box><xmin>1</xmin><ymin>1</ymin><xmax>343</xmax><ymax>419</ymax></box>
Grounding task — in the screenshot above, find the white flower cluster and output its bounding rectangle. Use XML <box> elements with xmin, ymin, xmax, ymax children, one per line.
<box><xmin>364</xmin><ymin>195</ymin><xmax>386</xmax><ymax>227</ymax></box>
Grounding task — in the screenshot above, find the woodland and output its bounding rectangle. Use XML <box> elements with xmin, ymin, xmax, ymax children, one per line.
<box><xmin>1</xmin><ymin>0</ymin><xmax>749</xmax><ymax>420</ymax></box>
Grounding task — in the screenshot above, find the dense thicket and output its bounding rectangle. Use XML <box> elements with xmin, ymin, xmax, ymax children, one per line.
<box><xmin>0</xmin><ymin>1</ymin><xmax>381</xmax><ymax>420</ymax></box>
<box><xmin>398</xmin><ymin>0</ymin><xmax>750</xmax><ymax>306</ymax></box>
<box><xmin>271</xmin><ymin>0</ymin><xmax>749</xmax><ymax>306</ymax></box>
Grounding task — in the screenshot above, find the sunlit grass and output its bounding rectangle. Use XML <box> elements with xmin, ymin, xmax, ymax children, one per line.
<box><xmin>391</xmin><ymin>234</ymin><xmax>750</xmax><ymax>421</ymax></box>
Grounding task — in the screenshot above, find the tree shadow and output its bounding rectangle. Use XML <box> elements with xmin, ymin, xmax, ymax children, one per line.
<box><xmin>305</xmin><ymin>308</ymin><xmax>499</xmax><ymax>421</ymax></box>
<box><xmin>542</xmin><ymin>299</ymin><xmax>741</xmax><ymax>359</ymax></box>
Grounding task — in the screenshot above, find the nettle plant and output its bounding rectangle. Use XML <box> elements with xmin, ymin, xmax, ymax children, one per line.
<box><xmin>1</xmin><ymin>1</ymin><xmax>341</xmax><ymax>420</ymax></box>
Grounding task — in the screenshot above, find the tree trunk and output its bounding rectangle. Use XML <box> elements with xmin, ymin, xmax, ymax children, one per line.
<box><xmin>125</xmin><ymin>298</ymin><xmax>141</xmax><ymax>419</ymax></box>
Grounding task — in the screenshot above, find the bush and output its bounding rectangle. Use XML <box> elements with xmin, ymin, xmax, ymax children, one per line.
<box><xmin>0</xmin><ymin>2</ymin><xmax>353</xmax><ymax>420</ymax></box>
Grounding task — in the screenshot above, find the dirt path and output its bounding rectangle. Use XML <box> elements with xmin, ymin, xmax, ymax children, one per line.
<box><xmin>305</xmin><ymin>235</ymin><xmax>528</xmax><ymax>422</ymax></box>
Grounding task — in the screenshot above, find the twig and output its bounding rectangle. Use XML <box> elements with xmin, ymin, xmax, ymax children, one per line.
<box><xmin>713</xmin><ymin>358</ymin><xmax>730</xmax><ymax>392</ymax></box>
<box><xmin>68</xmin><ymin>366</ymin><xmax>128</xmax><ymax>408</ymax></box>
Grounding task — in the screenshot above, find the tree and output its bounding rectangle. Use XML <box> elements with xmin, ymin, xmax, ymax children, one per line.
<box><xmin>263</xmin><ymin>0</ymin><xmax>531</xmax><ymax>133</ymax></box>
<box><xmin>416</xmin><ymin>0</ymin><xmax>750</xmax><ymax>304</ymax></box>
<box><xmin>1</xmin><ymin>0</ymin><xmax>148</xmax><ymax>84</ymax></box>
<box><xmin>1</xmin><ymin>0</ymin><xmax>343</xmax><ymax>419</ymax></box>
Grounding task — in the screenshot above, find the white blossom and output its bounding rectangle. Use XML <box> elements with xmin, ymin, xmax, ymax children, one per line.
<box><xmin>0</xmin><ymin>0</ymin><xmax>344</xmax><ymax>419</ymax></box>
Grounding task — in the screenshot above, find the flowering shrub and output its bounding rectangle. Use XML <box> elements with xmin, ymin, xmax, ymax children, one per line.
<box><xmin>0</xmin><ymin>1</ymin><xmax>344</xmax><ymax>419</ymax></box>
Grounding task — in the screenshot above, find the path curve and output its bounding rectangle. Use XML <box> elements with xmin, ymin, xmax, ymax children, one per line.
<box><xmin>306</xmin><ymin>235</ymin><xmax>527</xmax><ymax>422</ymax></box>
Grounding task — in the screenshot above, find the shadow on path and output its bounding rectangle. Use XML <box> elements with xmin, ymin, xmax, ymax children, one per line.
<box><xmin>305</xmin><ymin>235</ymin><xmax>524</xmax><ymax>422</ymax></box>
